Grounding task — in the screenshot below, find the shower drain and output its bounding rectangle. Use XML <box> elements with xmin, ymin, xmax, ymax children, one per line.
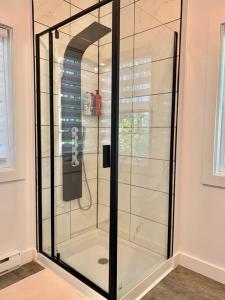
<box><xmin>98</xmin><ymin>258</ymin><xmax>109</xmax><ymax>265</ymax></box>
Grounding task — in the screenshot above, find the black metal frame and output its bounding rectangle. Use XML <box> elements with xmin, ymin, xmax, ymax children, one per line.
<box><xmin>35</xmin><ymin>0</ymin><xmax>182</xmax><ymax>298</ymax></box>
<box><xmin>36</xmin><ymin>0</ymin><xmax>119</xmax><ymax>299</ymax></box>
<box><xmin>167</xmin><ymin>0</ymin><xmax>184</xmax><ymax>259</ymax></box>
<box><xmin>167</xmin><ymin>31</ymin><xmax>178</xmax><ymax>259</ymax></box>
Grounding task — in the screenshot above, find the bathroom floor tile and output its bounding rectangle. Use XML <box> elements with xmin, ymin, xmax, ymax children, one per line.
<box><xmin>142</xmin><ymin>266</ymin><xmax>225</xmax><ymax>300</ymax></box>
<box><xmin>0</xmin><ymin>262</ymin><xmax>44</xmax><ymax>290</ymax></box>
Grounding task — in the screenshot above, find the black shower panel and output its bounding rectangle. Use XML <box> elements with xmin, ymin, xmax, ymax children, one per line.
<box><xmin>61</xmin><ymin>22</ymin><xmax>111</xmax><ymax>201</ymax></box>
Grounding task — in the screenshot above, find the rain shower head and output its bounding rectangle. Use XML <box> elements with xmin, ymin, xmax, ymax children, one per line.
<box><xmin>67</xmin><ymin>21</ymin><xmax>111</xmax><ymax>54</ymax></box>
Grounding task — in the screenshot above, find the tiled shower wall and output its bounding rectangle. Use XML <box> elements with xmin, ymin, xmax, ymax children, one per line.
<box><xmin>97</xmin><ymin>0</ymin><xmax>181</xmax><ymax>257</ymax></box>
<box><xmin>33</xmin><ymin>0</ymin><xmax>181</xmax><ymax>257</ymax></box>
<box><xmin>33</xmin><ymin>0</ymin><xmax>102</xmax><ymax>252</ymax></box>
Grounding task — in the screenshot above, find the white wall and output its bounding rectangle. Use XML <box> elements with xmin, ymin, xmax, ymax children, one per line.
<box><xmin>0</xmin><ymin>0</ymin><xmax>35</xmax><ymax>260</ymax></box>
<box><xmin>175</xmin><ymin>0</ymin><xmax>225</xmax><ymax>271</ymax></box>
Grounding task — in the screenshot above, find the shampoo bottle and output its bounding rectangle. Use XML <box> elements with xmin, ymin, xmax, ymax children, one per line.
<box><xmin>95</xmin><ymin>90</ymin><xmax>102</xmax><ymax>117</ymax></box>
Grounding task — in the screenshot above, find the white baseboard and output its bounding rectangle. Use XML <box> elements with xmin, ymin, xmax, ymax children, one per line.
<box><xmin>175</xmin><ymin>252</ymin><xmax>225</xmax><ymax>285</ymax></box>
<box><xmin>20</xmin><ymin>248</ymin><xmax>36</xmax><ymax>265</ymax></box>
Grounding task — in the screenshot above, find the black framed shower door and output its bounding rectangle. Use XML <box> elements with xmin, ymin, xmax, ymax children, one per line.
<box><xmin>36</xmin><ymin>0</ymin><xmax>120</xmax><ymax>299</ymax></box>
<box><xmin>35</xmin><ymin>0</ymin><xmax>179</xmax><ymax>299</ymax></box>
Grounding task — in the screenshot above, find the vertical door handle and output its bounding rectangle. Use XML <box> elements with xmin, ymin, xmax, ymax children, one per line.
<box><xmin>103</xmin><ymin>145</ymin><xmax>111</xmax><ymax>168</ymax></box>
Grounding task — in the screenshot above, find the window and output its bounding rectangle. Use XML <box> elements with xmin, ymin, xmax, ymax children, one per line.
<box><xmin>215</xmin><ymin>25</ymin><xmax>225</xmax><ymax>175</ymax></box>
<box><xmin>0</xmin><ymin>25</ymin><xmax>13</xmax><ymax>169</ymax></box>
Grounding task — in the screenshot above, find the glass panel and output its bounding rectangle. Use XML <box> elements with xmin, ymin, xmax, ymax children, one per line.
<box><xmin>52</xmin><ymin>3</ymin><xmax>112</xmax><ymax>292</ymax></box>
<box><xmin>38</xmin><ymin>31</ymin><xmax>52</xmax><ymax>256</ymax></box>
<box><xmin>116</xmin><ymin>0</ymin><xmax>178</xmax><ymax>297</ymax></box>
<box><xmin>215</xmin><ymin>25</ymin><xmax>225</xmax><ymax>175</ymax></box>
<box><xmin>0</xmin><ymin>26</ymin><xmax>14</xmax><ymax>169</ymax></box>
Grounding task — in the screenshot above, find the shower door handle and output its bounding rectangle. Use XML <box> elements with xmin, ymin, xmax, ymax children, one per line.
<box><xmin>103</xmin><ymin>145</ymin><xmax>111</xmax><ymax>168</ymax></box>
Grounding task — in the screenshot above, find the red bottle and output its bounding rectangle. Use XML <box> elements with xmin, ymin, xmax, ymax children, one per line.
<box><xmin>95</xmin><ymin>90</ymin><xmax>102</xmax><ymax>117</ymax></box>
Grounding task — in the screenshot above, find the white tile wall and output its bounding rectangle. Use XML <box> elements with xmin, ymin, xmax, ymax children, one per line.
<box><xmin>130</xmin><ymin>215</ymin><xmax>168</xmax><ymax>256</ymax></box>
<box><xmin>133</xmin><ymin>58</ymin><xmax>174</xmax><ymax>97</ymax></box>
<box><xmin>132</xmin><ymin>93</ymin><xmax>172</xmax><ymax>128</ymax></box>
<box><xmin>34</xmin><ymin>0</ymin><xmax>181</xmax><ymax>257</ymax></box>
<box><xmin>131</xmin><ymin>186</ymin><xmax>169</xmax><ymax>225</ymax></box>
<box><xmin>132</xmin><ymin>127</ymin><xmax>171</xmax><ymax>160</ymax></box>
<box><xmin>134</xmin><ymin>26</ymin><xmax>175</xmax><ymax>65</ymax></box>
<box><xmin>55</xmin><ymin>212</ymin><xmax>71</xmax><ymax>244</ymax></box>
<box><xmin>71</xmin><ymin>204</ymin><xmax>97</xmax><ymax>237</ymax></box>
<box><xmin>34</xmin><ymin>0</ymin><xmax>70</xmax><ymax>28</ymax></box>
<box><xmin>135</xmin><ymin>0</ymin><xmax>181</xmax><ymax>33</ymax></box>
<box><xmin>131</xmin><ymin>157</ymin><xmax>170</xmax><ymax>193</ymax></box>
<box><xmin>98</xmin><ymin>179</ymin><xmax>131</xmax><ymax>213</ymax></box>
<box><xmin>98</xmin><ymin>204</ymin><xmax>130</xmax><ymax>240</ymax></box>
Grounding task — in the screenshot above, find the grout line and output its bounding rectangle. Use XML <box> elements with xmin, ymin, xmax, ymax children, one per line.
<box><xmin>129</xmin><ymin>1</ymin><xmax>136</xmax><ymax>242</ymax></box>
<box><xmin>98</xmin><ymin>178</ymin><xmax>171</xmax><ymax>195</ymax></box>
<box><xmin>40</xmin><ymin>153</ymin><xmax>172</xmax><ymax>162</ymax></box>
<box><xmin>99</xmin><ymin>56</ymin><xmax>179</xmax><ymax>75</ymax></box>
<box><xmin>42</xmin><ymin>203</ymin><xmax>97</xmax><ymax>221</ymax></box>
<box><xmin>98</xmin><ymin>202</ymin><xmax>169</xmax><ymax>227</ymax></box>
<box><xmin>36</xmin><ymin>90</ymin><xmax>177</xmax><ymax>98</ymax></box>
<box><xmin>99</xmin><ymin>18</ymin><xmax>181</xmax><ymax>47</ymax></box>
<box><xmin>63</xmin><ymin>0</ymin><xmax>99</xmax><ymax>19</ymax></box>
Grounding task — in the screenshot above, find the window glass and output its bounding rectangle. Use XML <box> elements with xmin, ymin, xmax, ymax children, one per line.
<box><xmin>0</xmin><ymin>26</ymin><xmax>13</xmax><ymax>169</ymax></box>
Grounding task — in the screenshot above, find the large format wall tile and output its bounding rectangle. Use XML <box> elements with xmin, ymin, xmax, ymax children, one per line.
<box><xmin>100</xmin><ymin>3</ymin><xmax>134</xmax><ymax>45</ymax></box>
<box><xmin>98</xmin><ymin>155</ymin><xmax>131</xmax><ymax>184</ymax></box>
<box><xmin>100</xmin><ymin>0</ymin><xmax>134</xmax><ymax>17</ymax></box>
<box><xmin>34</xmin><ymin>0</ymin><xmax>181</xmax><ymax>257</ymax></box>
<box><xmin>131</xmin><ymin>186</ymin><xmax>169</xmax><ymax>225</ymax></box>
<box><xmin>34</xmin><ymin>0</ymin><xmax>71</xmax><ymax>28</ymax></box>
<box><xmin>131</xmin><ymin>157</ymin><xmax>170</xmax><ymax>193</ymax></box>
<box><xmin>132</xmin><ymin>127</ymin><xmax>171</xmax><ymax>160</ymax></box>
<box><xmin>55</xmin><ymin>212</ymin><xmax>71</xmax><ymax>244</ymax></box>
<box><xmin>98</xmin><ymin>179</ymin><xmax>131</xmax><ymax>213</ymax></box>
<box><xmin>133</xmin><ymin>59</ymin><xmax>174</xmax><ymax>97</ymax></box>
<box><xmin>99</xmin><ymin>36</ymin><xmax>134</xmax><ymax>73</ymax></box>
<box><xmin>98</xmin><ymin>127</ymin><xmax>132</xmax><ymax>156</ymax></box>
<box><xmin>42</xmin><ymin>218</ymin><xmax>51</xmax><ymax>251</ymax></box>
<box><xmin>130</xmin><ymin>215</ymin><xmax>168</xmax><ymax>256</ymax></box>
<box><xmin>99</xmin><ymin>67</ymin><xmax>133</xmax><ymax>100</ymax></box>
<box><xmin>132</xmin><ymin>93</ymin><xmax>172</xmax><ymax>128</ymax></box>
<box><xmin>71</xmin><ymin>204</ymin><xmax>97</xmax><ymax>236</ymax></box>
<box><xmin>134</xmin><ymin>26</ymin><xmax>175</xmax><ymax>65</ymax></box>
<box><xmin>82</xmin><ymin>127</ymin><xmax>98</xmax><ymax>154</ymax></box>
<box><xmin>135</xmin><ymin>0</ymin><xmax>181</xmax><ymax>34</ymax></box>
<box><xmin>98</xmin><ymin>205</ymin><xmax>130</xmax><ymax>240</ymax></box>
<box><xmin>71</xmin><ymin>0</ymin><xmax>98</xmax><ymax>11</ymax></box>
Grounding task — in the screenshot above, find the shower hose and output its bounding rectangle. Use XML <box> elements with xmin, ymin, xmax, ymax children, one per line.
<box><xmin>78</xmin><ymin>126</ymin><xmax>93</xmax><ymax>211</ymax></box>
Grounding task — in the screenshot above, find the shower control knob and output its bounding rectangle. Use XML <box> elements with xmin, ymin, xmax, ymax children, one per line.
<box><xmin>71</xmin><ymin>127</ymin><xmax>79</xmax><ymax>167</ymax></box>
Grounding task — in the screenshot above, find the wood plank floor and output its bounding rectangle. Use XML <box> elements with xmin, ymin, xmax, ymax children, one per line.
<box><xmin>142</xmin><ymin>266</ymin><xmax>225</xmax><ymax>300</ymax></box>
<box><xmin>0</xmin><ymin>262</ymin><xmax>44</xmax><ymax>290</ymax></box>
<box><xmin>1</xmin><ymin>263</ymin><xmax>225</xmax><ymax>299</ymax></box>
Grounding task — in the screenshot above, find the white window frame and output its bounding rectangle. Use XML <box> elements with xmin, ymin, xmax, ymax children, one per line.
<box><xmin>0</xmin><ymin>25</ymin><xmax>14</xmax><ymax>169</ymax></box>
<box><xmin>202</xmin><ymin>13</ymin><xmax>225</xmax><ymax>188</ymax></box>
<box><xmin>0</xmin><ymin>21</ymin><xmax>25</xmax><ymax>183</ymax></box>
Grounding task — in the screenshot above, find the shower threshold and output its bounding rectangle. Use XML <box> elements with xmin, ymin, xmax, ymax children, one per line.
<box><xmin>56</xmin><ymin>229</ymin><xmax>165</xmax><ymax>298</ymax></box>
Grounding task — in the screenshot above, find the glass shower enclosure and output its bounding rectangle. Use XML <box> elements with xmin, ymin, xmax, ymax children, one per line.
<box><xmin>35</xmin><ymin>0</ymin><xmax>179</xmax><ymax>299</ymax></box>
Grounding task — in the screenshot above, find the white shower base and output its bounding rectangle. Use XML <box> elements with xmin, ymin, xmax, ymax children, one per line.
<box><xmin>57</xmin><ymin>229</ymin><xmax>165</xmax><ymax>298</ymax></box>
